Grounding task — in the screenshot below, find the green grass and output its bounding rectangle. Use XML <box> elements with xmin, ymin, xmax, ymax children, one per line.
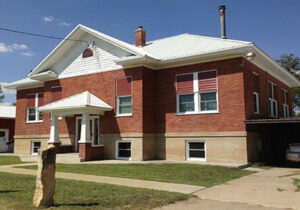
<box><xmin>0</xmin><ymin>172</ymin><xmax>190</xmax><ymax>210</ymax></box>
<box><xmin>293</xmin><ymin>178</ymin><xmax>300</xmax><ymax>192</ymax></box>
<box><xmin>0</xmin><ymin>156</ymin><xmax>23</xmax><ymax>166</ymax></box>
<box><xmin>248</xmin><ymin>162</ymin><xmax>273</xmax><ymax>170</ymax></box>
<box><xmin>20</xmin><ymin>163</ymin><xmax>253</xmax><ymax>187</ymax></box>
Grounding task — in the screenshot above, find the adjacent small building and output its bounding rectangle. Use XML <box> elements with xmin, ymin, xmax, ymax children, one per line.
<box><xmin>0</xmin><ymin>105</ymin><xmax>15</xmax><ymax>152</ymax></box>
<box><xmin>5</xmin><ymin>24</ymin><xmax>300</xmax><ymax>163</ymax></box>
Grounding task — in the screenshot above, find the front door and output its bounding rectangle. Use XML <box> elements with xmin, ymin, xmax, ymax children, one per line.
<box><xmin>75</xmin><ymin>117</ymin><xmax>99</xmax><ymax>152</ymax></box>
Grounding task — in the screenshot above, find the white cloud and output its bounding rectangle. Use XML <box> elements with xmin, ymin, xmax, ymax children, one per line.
<box><xmin>0</xmin><ymin>43</ymin><xmax>13</xmax><ymax>52</ymax></box>
<box><xmin>0</xmin><ymin>43</ymin><xmax>29</xmax><ymax>53</ymax></box>
<box><xmin>21</xmin><ymin>52</ymin><xmax>35</xmax><ymax>57</ymax></box>
<box><xmin>58</xmin><ymin>21</ymin><xmax>71</xmax><ymax>27</ymax></box>
<box><xmin>44</xmin><ymin>16</ymin><xmax>54</xmax><ymax>22</ymax></box>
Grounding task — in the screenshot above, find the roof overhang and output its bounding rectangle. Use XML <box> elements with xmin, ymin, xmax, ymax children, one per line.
<box><xmin>246</xmin><ymin>118</ymin><xmax>300</xmax><ymax>124</ymax></box>
<box><xmin>37</xmin><ymin>91</ymin><xmax>113</xmax><ymax>116</ymax></box>
<box><xmin>29</xmin><ymin>70</ymin><xmax>57</xmax><ymax>81</ymax></box>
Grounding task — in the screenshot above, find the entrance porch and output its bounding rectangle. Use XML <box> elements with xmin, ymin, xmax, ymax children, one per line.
<box><xmin>37</xmin><ymin>91</ymin><xmax>113</xmax><ymax>161</ymax></box>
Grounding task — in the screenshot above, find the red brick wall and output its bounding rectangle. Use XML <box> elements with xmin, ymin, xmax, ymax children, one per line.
<box><xmin>153</xmin><ymin>58</ymin><xmax>247</xmax><ymax>133</ymax></box>
<box><xmin>243</xmin><ymin>60</ymin><xmax>293</xmax><ymax>120</ymax></box>
<box><xmin>0</xmin><ymin>118</ymin><xmax>15</xmax><ymax>140</ymax></box>
<box><xmin>15</xmin><ymin>67</ymin><xmax>144</xmax><ymax>135</ymax></box>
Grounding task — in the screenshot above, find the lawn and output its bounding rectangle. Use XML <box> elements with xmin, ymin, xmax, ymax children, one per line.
<box><xmin>0</xmin><ymin>172</ymin><xmax>190</xmax><ymax>210</ymax></box>
<box><xmin>0</xmin><ymin>155</ymin><xmax>23</xmax><ymax>166</ymax></box>
<box><xmin>21</xmin><ymin>163</ymin><xmax>253</xmax><ymax>187</ymax></box>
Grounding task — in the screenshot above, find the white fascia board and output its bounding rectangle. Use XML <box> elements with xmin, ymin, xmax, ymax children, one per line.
<box><xmin>117</xmin><ymin>46</ymin><xmax>251</xmax><ymax>70</ymax></box>
<box><xmin>30</xmin><ymin>70</ymin><xmax>58</xmax><ymax>81</ymax></box>
<box><xmin>251</xmin><ymin>45</ymin><xmax>300</xmax><ymax>88</ymax></box>
<box><xmin>4</xmin><ymin>79</ymin><xmax>44</xmax><ymax>90</ymax></box>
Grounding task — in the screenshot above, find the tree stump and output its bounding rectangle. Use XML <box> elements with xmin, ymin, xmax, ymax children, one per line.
<box><xmin>33</xmin><ymin>145</ymin><xmax>56</xmax><ymax>207</ymax></box>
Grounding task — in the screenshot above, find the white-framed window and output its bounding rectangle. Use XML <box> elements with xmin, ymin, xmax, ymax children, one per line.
<box><xmin>253</xmin><ymin>92</ymin><xmax>260</xmax><ymax>114</ymax></box>
<box><xmin>0</xmin><ymin>129</ymin><xmax>9</xmax><ymax>142</ymax></box>
<box><xmin>26</xmin><ymin>93</ymin><xmax>43</xmax><ymax>123</ymax></box>
<box><xmin>186</xmin><ymin>141</ymin><xmax>206</xmax><ymax>161</ymax></box>
<box><xmin>282</xmin><ymin>89</ymin><xmax>289</xmax><ymax>118</ymax></box>
<box><xmin>116</xmin><ymin>76</ymin><xmax>132</xmax><ymax>117</ymax></box>
<box><xmin>268</xmin><ymin>82</ymin><xmax>278</xmax><ymax>117</ymax></box>
<box><xmin>31</xmin><ymin>141</ymin><xmax>41</xmax><ymax>155</ymax></box>
<box><xmin>176</xmin><ymin>70</ymin><xmax>218</xmax><ymax>115</ymax></box>
<box><xmin>117</xmin><ymin>96</ymin><xmax>132</xmax><ymax>116</ymax></box>
<box><xmin>115</xmin><ymin>141</ymin><xmax>131</xmax><ymax>160</ymax></box>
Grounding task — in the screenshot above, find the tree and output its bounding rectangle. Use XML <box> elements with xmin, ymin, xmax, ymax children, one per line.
<box><xmin>277</xmin><ymin>54</ymin><xmax>300</xmax><ymax>115</ymax></box>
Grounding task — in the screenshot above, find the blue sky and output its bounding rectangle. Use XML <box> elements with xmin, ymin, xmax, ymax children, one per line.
<box><xmin>1</xmin><ymin>0</ymin><xmax>299</xmax><ymax>103</ymax></box>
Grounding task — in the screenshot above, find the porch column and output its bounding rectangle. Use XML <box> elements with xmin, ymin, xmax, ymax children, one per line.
<box><xmin>48</xmin><ymin>112</ymin><xmax>61</xmax><ymax>152</ymax></box>
<box><xmin>78</xmin><ymin>112</ymin><xmax>92</xmax><ymax>161</ymax></box>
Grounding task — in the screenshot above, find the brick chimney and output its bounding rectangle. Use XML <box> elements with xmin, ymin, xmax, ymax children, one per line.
<box><xmin>135</xmin><ymin>26</ymin><xmax>146</xmax><ymax>46</ymax></box>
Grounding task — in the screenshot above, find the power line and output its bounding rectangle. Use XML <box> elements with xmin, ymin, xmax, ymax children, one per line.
<box><xmin>0</xmin><ymin>27</ymin><xmax>88</xmax><ymax>43</ymax></box>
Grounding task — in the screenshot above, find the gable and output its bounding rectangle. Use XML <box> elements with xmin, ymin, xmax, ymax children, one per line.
<box><xmin>51</xmin><ymin>33</ymin><xmax>132</xmax><ymax>79</ymax></box>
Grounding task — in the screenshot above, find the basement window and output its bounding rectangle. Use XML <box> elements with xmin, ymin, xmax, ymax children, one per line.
<box><xmin>186</xmin><ymin>141</ymin><xmax>206</xmax><ymax>161</ymax></box>
<box><xmin>31</xmin><ymin>141</ymin><xmax>41</xmax><ymax>155</ymax></box>
<box><xmin>116</xmin><ymin>141</ymin><xmax>131</xmax><ymax>160</ymax></box>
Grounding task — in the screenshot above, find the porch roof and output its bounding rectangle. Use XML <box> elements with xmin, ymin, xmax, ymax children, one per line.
<box><xmin>245</xmin><ymin>117</ymin><xmax>300</xmax><ymax>124</ymax></box>
<box><xmin>37</xmin><ymin>91</ymin><xmax>113</xmax><ymax>115</ymax></box>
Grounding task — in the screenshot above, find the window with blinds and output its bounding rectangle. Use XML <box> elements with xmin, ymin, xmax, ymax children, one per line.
<box><xmin>176</xmin><ymin>70</ymin><xmax>218</xmax><ymax>114</ymax></box>
<box><xmin>116</xmin><ymin>76</ymin><xmax>132</xmax><ymax>116</ymax></box>
<box><xmin>26</xmin><ymin>93</ymin><xmax>44</xmax><ymax>122</ymax></box>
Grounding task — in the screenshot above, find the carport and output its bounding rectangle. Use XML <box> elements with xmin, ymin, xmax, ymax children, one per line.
<box><xmin>246</xmin><ymin>118</ymin><xmax>300</xmax><ymax>164</ymax></box>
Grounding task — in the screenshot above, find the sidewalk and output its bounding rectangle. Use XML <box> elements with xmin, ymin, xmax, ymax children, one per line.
<box><xmin>0</xmin><ymin>163</ymin><xmax>205</xmax><ymax>194</ymax></box>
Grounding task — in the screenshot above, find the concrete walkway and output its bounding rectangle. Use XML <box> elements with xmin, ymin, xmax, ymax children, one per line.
<box><xmin>194</xmin><ymin>167</ymin><xmax>300</xmax><ymax>210</ymax></box>
<box><xmin>0</xmin><ymin>163</ymin><xmax>204</xmax><ymax>194</ymax></box>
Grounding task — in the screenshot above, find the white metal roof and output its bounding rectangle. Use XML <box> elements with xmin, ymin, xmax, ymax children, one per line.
<box><xmin>0</xmin><ymin>105</ymin><xmax>16</xmax><ymax>119</ymax></box>
<box><xmin>38</xmin><ymin>91</ymin><xmax>112</xmax><ymax>112</ymax></box>
<box><xmin>141</xmin><ymin>33</ymin><xmax>252</xmax><ymax>60</ymax></box>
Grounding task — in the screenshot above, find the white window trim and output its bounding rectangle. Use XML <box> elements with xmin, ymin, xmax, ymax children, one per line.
<box><xmin>268</xmin><ymin>81</ymin><xmax>278</xmax><ymax>118</ymax></box>
<box><xmin>76</xmin><ymin>116</ymin><xmax>101</xmax><ymax>149</ymax></box>
<box><xmin>282</xmin><ymin>88</ymin><xmax>289</xmax><ymax>118</ymax></box>
<box><xmin>31</xmin><ymin>141</ymin><xmax>41</xmax><ymax>155</ymax></box>
<box><xmin>0</xmin><ymin>129</ymin><xmax>9</xmax><ymax>142</ymax></box>
<box><xmin>115</xmin><ymin>140</ymin><xmax>131</xmax><ymax>160</ymax></box>
<box><xmin>26</xmin><ymin>93</ymin><xmax>43</xmax><ymax>123</ymax></box>
<box><xmin>253</xmin><ymin>92</ymin><xmax>260</xmax><ymax>114</ymax></box>
<box><xmin>116</xmin><ymin>95</ymin><xmax>133</xmax><ymax>117</ymax></box>
<box><xmin>186</xmin><ymin>140</ymin><xmax>206</xmax><ymax>161</ymax></box>
<box><xmin>176</xmin><ymin>70</ymin><xmax>219</xmax><ymax>115</ymax></box>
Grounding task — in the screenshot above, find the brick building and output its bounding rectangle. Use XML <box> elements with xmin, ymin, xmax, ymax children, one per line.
<box><xmin>6</xmin><ymin>25</ymin><xmax>300</xmax><ymax>163</ymax></box>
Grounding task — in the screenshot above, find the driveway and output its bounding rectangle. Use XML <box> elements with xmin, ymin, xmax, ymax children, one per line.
<box><xmin>157</xmin><ymin>167</ymin><xmax>300</xmax><ymax>210</ymax></box>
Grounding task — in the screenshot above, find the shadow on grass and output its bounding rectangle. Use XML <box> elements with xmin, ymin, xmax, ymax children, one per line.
<box><xmin>53</xmin><ymin>202</ymin><xmax>100</xmax><ymax>207</ymax></box>
<box><xmin>0</xmin><ymin>190</ymin><xmax>22</xmax><ymax>193</ymax></box>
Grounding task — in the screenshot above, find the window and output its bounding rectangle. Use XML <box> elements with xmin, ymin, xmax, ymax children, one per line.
<box><xmin>116</xmin><ymin>141</ymin><xmax>131</xmax><ymax>160</ymax></box>
<box><xmin>253</xmin><ymin>92</ymin><xmax>260</xmax><ymax>114</ymax></box>
<box><xmin>51</xmin><ymin>86</ymin><xmax>62</xmax><ymax>102</ymax></box>
<box><xmin>91</xmin><ymin>118</ymin><xmax>100</xmax><ymax>146</ymax></box>
<box><xmin>186</xmin><ymin>141</ymin><xmax>206</xmax><ymax>160</ymax></box>
<box><xmin>179</xmin><ymin>94</ymin><xmax>195</xmax><ymax>113</ymax></box>
<box><xmin>26</xmin><ymin>93</ymin><xmax>43</xmax><ymax>122</ymax></box>
<box><xmin>268</xmin><ymin>82</ymin><xmax>278</xmax><ymax>117</ymax></box>
<box><xmin>176</xmin><ymin>70</ymin><xmax>218</xmax><ymax>114</ymax></box>
<box><xmin>82</xmin><ymin>48</ymin><xmax>93</xmax><ymax>58</ymax></box>
<box><xmin>118</xmin><ymin>96</ymin><xmax>132</xmax><ymax>114</ymax></box>
<box><xmin>32</xmin><ymin>141</ymin><xmax>41</xmax><ymax>155</ymax></box>
<box><xmin>116</xmin><ymin>77</ymin><xmax>132</xmax><ymax>116</ymax></box>
<box><xmin>282</xmin><ymin>89</ymin><xmax>289</xmax><ymax>118</ymax></box>
<box><xmin>200</xmin><ymin>92</ymin><xmax>217</xmax><ymax>111</ymax></box>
